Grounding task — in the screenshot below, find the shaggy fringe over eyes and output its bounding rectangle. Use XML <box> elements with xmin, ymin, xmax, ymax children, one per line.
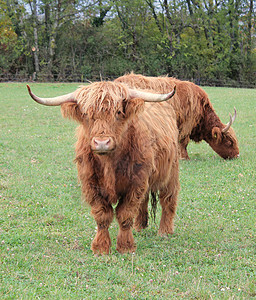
<box><xmin>74</xmin><ymin>81</ymin><xmax>130</xmax><ymax>114</ymax></box>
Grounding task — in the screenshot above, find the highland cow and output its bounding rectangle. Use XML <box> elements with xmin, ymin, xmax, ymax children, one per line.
<box><xmin>115</xmin><ymin>73</ymin><xmax>239</xmax><ymax>160</ymax></box>
<box><xmin>27</xmin><ymin>81</ymin><xmax>179</xmax><ymax>254</ymax></box>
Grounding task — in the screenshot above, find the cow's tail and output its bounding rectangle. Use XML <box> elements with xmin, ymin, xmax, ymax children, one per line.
<box><xmin>150</xmin><ymin>191</ymin><xmax>158</xmax><ymax>223</ymax></box>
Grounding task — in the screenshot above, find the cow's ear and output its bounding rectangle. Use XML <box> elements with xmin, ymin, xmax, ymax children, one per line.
<box><xmin>211</xmin><ymin>127</ymin><xmax>222</xmax><ymax>143</ymax></box>
<box><xmin>125</xmin><ymin>98</ymin><xmax>145</xmax><ymax>118</ymax></box>
<box><xmin>61</xmin><ymin>102</ymin><xmax>83</xmax><ymax>123</ymax></box>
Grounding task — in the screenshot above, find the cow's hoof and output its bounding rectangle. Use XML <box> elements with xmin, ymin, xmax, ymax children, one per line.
<box><xmin>91</xmin><ymin>243</ymin><xmax>110</xmax><ymax>255</ymax></box>
<box><xmin>116</xmin><ymin>229</ymin><xmax>136</xmax><ymax>254</ymax></box>
<box><xmin>116</xmin><ymin>243</ymin><xmax>136</xmax><ymax>254</ymax></box>
<box><xmin>158</xmin><ymin>228</ymin><xmax>174</xmax><ymax>237</ymax></box>
<box><xmin>91</xmin><ymin>230</ymin><xmax>111</xmax><ymax>255</ymax></box>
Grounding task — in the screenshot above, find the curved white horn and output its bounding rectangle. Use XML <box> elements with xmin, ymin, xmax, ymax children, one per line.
<box><xmin>129</xmin><ymin>86</ymin><xmax>176</xmax><ymax>102</ymax></box>
<box><xmin>222</xmin><ymin>107</ymin><xmax>237</xmax><ymax>133</ymax></box>
<box><xmin>27</xmin><ymin>85</ymin><xmax>76</xmax><ymax>106</ymax></box>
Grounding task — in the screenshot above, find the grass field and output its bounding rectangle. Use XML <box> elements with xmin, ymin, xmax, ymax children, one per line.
<box><xmin>0</xmin><ymin>82</ymin><xmax>255</xmax><ymax>299</ymax></box>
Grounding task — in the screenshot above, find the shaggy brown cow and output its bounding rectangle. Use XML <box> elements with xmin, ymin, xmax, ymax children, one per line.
<box><xmin>115</xmin><ymin>73</ymin><xmax>239</xmax><ymax>160</ymax></box>
<box><xmin>27</xmin><ymin>81</ymin><xmax>179</xmax><ymax>255</ymax></box>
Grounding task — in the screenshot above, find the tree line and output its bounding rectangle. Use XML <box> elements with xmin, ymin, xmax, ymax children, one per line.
<box><xmin>0</xmin><ymin>0</ymin><xmax>255</xmax><ymax>87</ymax></box>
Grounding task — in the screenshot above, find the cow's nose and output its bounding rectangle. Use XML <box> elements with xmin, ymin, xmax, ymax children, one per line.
<box><xmin>91</xmin><ymin>137</ymin><xmax>114</xmax><ymax>153</ymax></box>
<box><xmin>93</xmin><ymin>137</ymin><xmax>110</xmax><ymax>148</ymax></box>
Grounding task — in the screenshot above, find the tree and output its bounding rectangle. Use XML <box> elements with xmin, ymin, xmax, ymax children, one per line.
<box><xmin>24</xmin><ymin>0</ymin><xmax>97</xmax><ymax>79</ymax></box>
<box><xmin>0</xmin><ymin>0</ymin><xmax>255</xmax><ymax>85</ymax></box>
<box><xmin>0</xmin><ymin>0</ymin><xmax>23</xmax><ymax>75</ymax></box>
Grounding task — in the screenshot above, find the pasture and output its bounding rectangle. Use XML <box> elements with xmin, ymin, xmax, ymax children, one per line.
<box><xmin>0</xmin><ymin>82</ymin><xmax>255</xmax><ymax>299</ymax></box>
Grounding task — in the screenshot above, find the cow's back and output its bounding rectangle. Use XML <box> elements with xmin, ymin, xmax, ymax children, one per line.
<box><xmin>115</xmin><ymin>74</ymin><xmax>209</xmax><ymax>142</ymax></box>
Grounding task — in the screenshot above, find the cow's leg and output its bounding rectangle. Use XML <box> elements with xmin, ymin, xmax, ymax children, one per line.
<box><xmin>179</xmin><ymin>137</ymin><xmax>190</xmax><ymax>160</ymax></box>
<box><xmin>134</xmin><ymin>192</ymin><xmax>149</xmax><ymax>232</ymax></box>
<box><xmin>76</xmin><ymin>155</ymin><xmax>115</xmax><ymax>255</ymax></box>
<box><xmin>115</xmin><ymin>201</ymin><xmax>136</xmax><ymax>254</ymax></box>
<box><xmin>158</xmin><ymin>163</ymin><xmax>179</xmax><ymax>236</ymax></box>
<box><xmin>90</xmin><ymin>203</ymin><xmax>114</xmax><ymax>255</ymax></box>
<box><xmin>115</xmin><ymin>185</ymin><xmax>147</xmax><ymax>253</ymax></box>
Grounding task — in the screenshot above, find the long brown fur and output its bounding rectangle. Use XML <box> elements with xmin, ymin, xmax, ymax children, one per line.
<box><xmin>61</xmin><ymin>81</ymin><xmax>179</xmax><ymax>254</ymax></box>
<box><xmin>115</xmin><ymin>73</ymin><xmax>239</xmax><ymax>159</ymax></box>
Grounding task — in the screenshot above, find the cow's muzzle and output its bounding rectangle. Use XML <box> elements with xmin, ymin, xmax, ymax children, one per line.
<box><xmin>91</xmin><ymin>137</ymin><xmax>115</xmax><ymax>154</ymax></box>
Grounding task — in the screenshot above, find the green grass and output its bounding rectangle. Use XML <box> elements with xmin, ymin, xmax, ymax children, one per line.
<box><xmin>0</xmin><ymin>82</ymin><xmax>255</xmax><ymax>299</ymax></box>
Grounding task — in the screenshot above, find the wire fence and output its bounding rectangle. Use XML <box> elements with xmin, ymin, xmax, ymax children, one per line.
<box><xmin>0</xmin><ymin>72</ymin><xmax>255</xmax><ymax>89</ymax></box>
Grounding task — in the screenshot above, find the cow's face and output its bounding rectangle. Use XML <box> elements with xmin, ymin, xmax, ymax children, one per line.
<box><xmin>207</xmin><ymin>126</ymin><xmax>239</xmax><ymax>159</ymax></box>
<box><xmin>83</xmin><ymin>96</ymin><xmax>144</xmax><ymax>155</ymax></box>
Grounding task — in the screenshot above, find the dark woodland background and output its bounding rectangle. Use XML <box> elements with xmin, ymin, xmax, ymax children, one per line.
<box><xmin>1</xmin><ymin>0</ymin><xmax>255</xmax><ymax>87</ymax></box>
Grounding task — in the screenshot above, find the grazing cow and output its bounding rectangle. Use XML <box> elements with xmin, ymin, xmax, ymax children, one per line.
<box><xmin>115</xmin><ymin>73</ymin><xmax>239</xmax><ymax>160</ymax></box>
<box><xmin>27</xmin><ymin>81</ymin><xmax>179</xmax><ymax>254</ymax></box>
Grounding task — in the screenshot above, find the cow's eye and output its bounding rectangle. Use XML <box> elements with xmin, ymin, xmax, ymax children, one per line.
<box><xmin>227</xmin><ymin>140</ymin><xmax>232</xmax><ymax>147</ymax></box>
<box><xmin>116</xmin><ymin>110</ymin><xmax>125</xmax><ymax>119</ymax></box>
<box><xmin>82</xmin><ymin>113</ymin><xmax>89</xmax><ymax>122</ymax></box>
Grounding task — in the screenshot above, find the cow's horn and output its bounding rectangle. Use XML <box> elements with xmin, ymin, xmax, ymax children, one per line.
<box><xmin>129</xmin><ymin>86</ymin><xmax>176</xmax><ymax>102</ymax></box>
<box><xmin>222</xmin><ymin>107</ymin><xmax>237</xmax><ymax>133</ymax></box>
<box><xmin>27</xmin><ymin>85</ymin><xmax>76</xmax><ymax>106</ymax></box>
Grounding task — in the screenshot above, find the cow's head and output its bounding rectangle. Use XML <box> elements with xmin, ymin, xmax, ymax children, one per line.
<box><xmin>206</xmin><ymin>109</ymin><xmax>239</xmax><ymax>159</ymax></box>
<box><xmin>27</xmin><ymin>82</ymin><xmax>176</xmax><ymax>155</ymax></box>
